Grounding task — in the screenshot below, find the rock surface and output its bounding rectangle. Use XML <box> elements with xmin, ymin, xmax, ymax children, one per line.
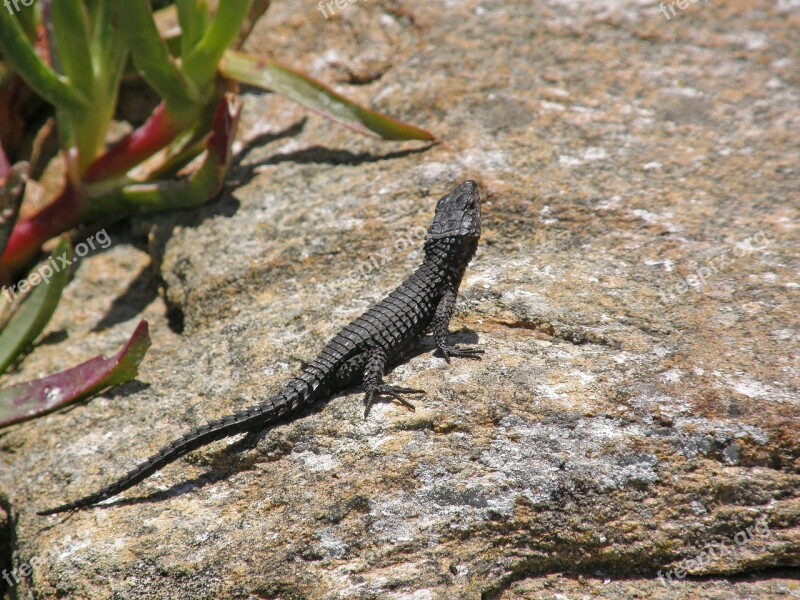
<box><xmin>1</xmin><ymin>0</ymin><xmax>798</xmax><ymax>598</ymax></box>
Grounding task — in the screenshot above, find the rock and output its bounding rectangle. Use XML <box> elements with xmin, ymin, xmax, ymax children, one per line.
<box><xmin>1</xmin><ymin>0</ymin><xmax>798</xmax><ymax>598</ymax></box>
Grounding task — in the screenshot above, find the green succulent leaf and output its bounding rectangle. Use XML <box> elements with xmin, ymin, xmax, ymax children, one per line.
<box><xmin>48</xmin><ymin>0</ymin><xmax>94</xmax><ymax>96</ymax></box>
<box><xmin>176</xmin><ymin>0</ymin><xmax>210</xmax><ymax>57</ymax></box>
<box><xmin>181</xmin><ymin>0</ymin><xmax>249</xmax><ymax>91</ymax></box>
<box><xmin>220</xmin><ymin>51</ymin><xmax>436</xmax><ymax>141</ymax></box>
<box><xmin>0</xmin><ymin>237</ymin><xmax>72</xmax><ymax>375</ymax></box>
<box><xmin>0</xmin><ymin>7</ymin><xmax>88</xmax><ymax>110</ymax></box>
<box><xmin>90</xmin><ymin>0</ymin><xmax>128</xmax><ymax>113</ymax></box>
<box><xmin>113</xmin><ymin>0</ymin><xmax>197</xmax><ymax>110</ymax></box>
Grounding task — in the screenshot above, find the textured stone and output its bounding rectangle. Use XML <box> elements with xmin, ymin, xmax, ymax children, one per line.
<box><xmin>1</xmin><ymin>0</ymin><xmax>798</xmax><ymax>598</ymax></box>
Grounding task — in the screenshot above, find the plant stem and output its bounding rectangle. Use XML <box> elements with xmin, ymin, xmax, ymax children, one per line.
<box><xmin>0</xmin><ymin>184</ymin><xmax>81</xmax><ymax>273</ymax></box>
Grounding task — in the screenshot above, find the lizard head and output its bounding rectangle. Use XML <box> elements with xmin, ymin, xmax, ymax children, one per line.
<box><xmin>426</xmin><ymin>180</ymin><xmax>482</xmax><ymax>241</ymax></box>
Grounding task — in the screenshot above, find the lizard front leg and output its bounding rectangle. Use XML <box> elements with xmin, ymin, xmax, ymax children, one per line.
<box><xmin>433</xmin><ymin>287</ymin><xmax>484</xmax><ymax>363</ymax></box>
<box><xmin>362</xmin><ymin>347</ymin><xmax>424</xmax><ymax>416</ymax></box>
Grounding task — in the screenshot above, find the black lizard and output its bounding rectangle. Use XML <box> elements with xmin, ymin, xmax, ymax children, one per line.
<box><xmin>39</xmin><ymin>180</ymin><xmax>483</xmax><ymax>515</ymax></box>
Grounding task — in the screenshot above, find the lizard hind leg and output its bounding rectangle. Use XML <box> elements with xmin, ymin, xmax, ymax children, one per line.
<box><xmin>361</xmin><ymin>347</ymin><xmax>425</xmax><ymax>417</ymax></box>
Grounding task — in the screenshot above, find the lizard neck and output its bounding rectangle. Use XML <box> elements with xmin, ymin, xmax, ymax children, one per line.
<box><xmin>422</xmin><ymin>235</ymin><xmax>479</xmax><ymax>287</ymax></box>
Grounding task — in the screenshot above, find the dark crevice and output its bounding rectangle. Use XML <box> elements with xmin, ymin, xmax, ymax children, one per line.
<box><xmin>165</xmin><ymin>302</ymin><xmax>185</xmax><ymax>335</ymax></box>
<box><xmin>343</xmin><ymin>67</ymin><xmax>388</xmax><ymax>85</ymax></box>
<box><xmin>481</xmin><ymin>561</ymin><xmax>800</xmax><ymax>600</ymax></box>
<box><xmin>0</xmin><ymin>495</ymin><xmax>14</xmax><ymax>599</ymax></box>
<box><xmin>496</xmin><ymin>318</ymin><xmax>619</xmax><ymax>348</ymax></box>
<box><xmin>615</xmin><ymin>315</ymin><xmax>674</xmax><ymax>337</ymax></box>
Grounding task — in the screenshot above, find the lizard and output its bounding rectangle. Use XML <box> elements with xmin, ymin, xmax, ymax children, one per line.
<box><xmin>38</xmin><ymin>180</ymin><xmax>483</xmax><ymax>516</ymax></box>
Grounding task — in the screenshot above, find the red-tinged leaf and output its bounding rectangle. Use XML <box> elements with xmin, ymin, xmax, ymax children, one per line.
<box><xmin>206</xmin><ymin>92</ymin><xmax>241</xmax><ymax>165</ymax></box>
<box><xmin>118</xmin><ymin>93</ymin><xmax>242</xmax><ymax>211</ymax></box>
<box><xmin>1</xmin><ymin>183</ymin><xmax>82</xmax><ymax>275</ymax></box>
<box><xmin>83</xmin><ymin>102</ymin><xmax>187</xmax><ymax>183</ymax></box>
<box><xmin>0</xmin><ymin>320</ymin><xmax>151</xmax><ymax>428</ymax></box>
<box><xmin>219</xmin><ymin>50</ymin><xmax>436</xmax><ymax>141</ymax></box>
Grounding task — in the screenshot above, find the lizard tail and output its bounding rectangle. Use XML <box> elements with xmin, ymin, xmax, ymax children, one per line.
<box><xmin>38</xmin><ymin>391</ymin><xmax>301</xmax><ymax>516</ymax></box>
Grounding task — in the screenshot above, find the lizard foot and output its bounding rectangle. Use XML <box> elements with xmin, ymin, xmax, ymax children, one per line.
<box><xmin>438</xmin><ymin>345</ymin><xmax>484</xmax><ymax>364</ymax></box>
<box><xmin>364</xmin><ymin>385</ymin><xmax>425</xmax><ymax>417</ymax></box>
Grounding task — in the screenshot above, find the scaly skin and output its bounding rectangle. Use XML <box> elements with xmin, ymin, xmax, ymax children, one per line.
<box><xmin>39</xmin><ymin>181</ymin><xmax>483</xmax><ymax>515</ymax></box>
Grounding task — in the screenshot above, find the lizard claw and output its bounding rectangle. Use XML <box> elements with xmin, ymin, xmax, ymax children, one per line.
<box><xmin>438</xmin><ymin>345</ymin><xmax>484</xmax><ymax>362</ymax></box>
<box><xmin>363</xmin><ymin>385</ymin><xmax>425</xmax><ymax>417</ymax></box>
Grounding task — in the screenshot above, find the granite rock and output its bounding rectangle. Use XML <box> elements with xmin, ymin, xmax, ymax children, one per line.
<box><xmin>1</xmin><ymin>0</ymin><xmax>798</xmax><ymax>598</ymax></box>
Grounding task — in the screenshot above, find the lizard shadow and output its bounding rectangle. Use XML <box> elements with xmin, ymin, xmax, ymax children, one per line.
<box><xmin>85</xmin><ymin>329</ymin><xmax>481</xmax><ymax>510</ymax></box>
<box><xmin>93</xmin><ymin>396</ymin><xmax>342</xmax><ymax>510</ymax></box>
